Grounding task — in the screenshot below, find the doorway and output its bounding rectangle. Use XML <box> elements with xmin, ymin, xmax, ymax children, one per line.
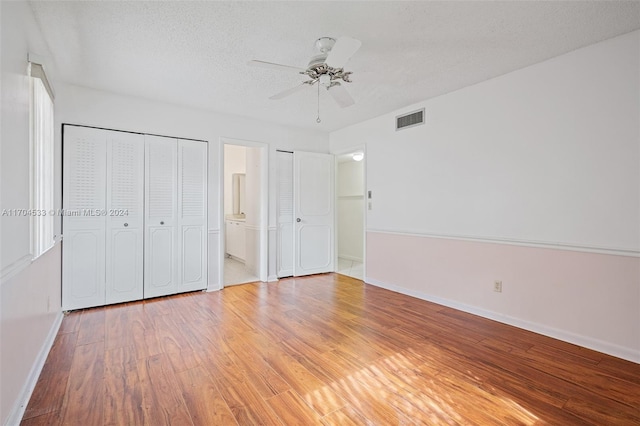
<box><xmin>335</xmin><ymin>149</ymin><xmax>365</xmax><ymax>280</ymax></box>
<box><xmin>222</xmin><ymin>141</ymin><xmax>267</xmax><ymax>286</ymax></box>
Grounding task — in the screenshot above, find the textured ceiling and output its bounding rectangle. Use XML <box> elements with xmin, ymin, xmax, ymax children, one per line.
<box><xmin>29</xmin><ymin>1</ymin><xmax>640</xmax><ymax>132</ymax></box>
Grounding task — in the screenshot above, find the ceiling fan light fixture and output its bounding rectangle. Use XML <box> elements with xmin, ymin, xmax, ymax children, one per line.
<box><xmin>319</xmin><ymin>74</ymin><xmax>332</xmax><ymax>87</ymax></box>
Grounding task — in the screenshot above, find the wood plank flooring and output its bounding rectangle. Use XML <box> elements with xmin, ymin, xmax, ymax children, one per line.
<box><xmin>22</xmin><ymin>273</ymin><xmax>640</xmax><ymax>425</ymax></box>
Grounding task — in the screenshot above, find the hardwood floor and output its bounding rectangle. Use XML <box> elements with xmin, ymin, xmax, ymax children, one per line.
<box><xmin>22</xmin><ymin>273</ymin><xmax>640</xmax><ymax>425</ymax></box>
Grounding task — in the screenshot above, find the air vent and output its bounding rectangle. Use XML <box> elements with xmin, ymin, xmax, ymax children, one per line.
<box><xmin>396</xmin><ymin>108</ymin><xmax>425</xmax><ymax>131</ymax></box>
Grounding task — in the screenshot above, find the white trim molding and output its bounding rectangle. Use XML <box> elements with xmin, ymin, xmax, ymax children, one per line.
<box><xmin>2</xmin><ymin>240</ymin><xmax>65</xmax><ymax>285</ymax></box>
<box><xmin>337</xmin><ymin>254</ymin><xmax>363</xmax><ymax>263</ymax></box>
<box><xmin>207</xmin><ymin>229</ymin><xmax>221</xmax><ymax>291</ymax></box>
<box><xmin>367</xmin><ymin>228</ymin><xmax>640</xmax><ymax>258</ymax></box>
<box><xmin>1</xmin><ymin>254</ymin><xmax>33</xmax><ymax>285</ymax></box>
<box><xmin>267</xmin><ymin>226</ymin><xmax>278</xmax><ymax>282</ymax></box>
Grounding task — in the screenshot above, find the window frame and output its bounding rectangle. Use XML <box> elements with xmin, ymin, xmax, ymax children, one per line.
<box><xmin>29</xmin><ymin>61</ymin><xmax>55</xmax><ymax>259</ymax></box>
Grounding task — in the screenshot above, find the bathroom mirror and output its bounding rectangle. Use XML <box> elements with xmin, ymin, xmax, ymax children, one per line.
<box><xmin>232</xmin><ymin>173</ymin><xmax>246</xmax><ymax>216</ymax></box>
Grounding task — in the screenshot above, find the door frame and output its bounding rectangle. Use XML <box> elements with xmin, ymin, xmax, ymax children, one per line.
<box><xmin>219</xmin><ymin>137</ymin><xmax>269</xmax><ymax>287</ymax></box>
<box><xmin>332</xmin><ymin>145</ymin><xmax>367</xmax><ymax>281</ymax></box>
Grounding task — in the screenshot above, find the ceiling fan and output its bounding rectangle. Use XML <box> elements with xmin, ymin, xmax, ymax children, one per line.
<box><xmin>248</xmin><ymin>36</ymin><xmax>362</xmax><ymax>122</ymax></box>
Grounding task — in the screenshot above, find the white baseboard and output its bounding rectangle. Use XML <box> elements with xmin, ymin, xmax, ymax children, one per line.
<box><xmin>365</xmin><ymin>277</ymin><xmax>640</xmax><ymax>364</ymax></box>
<box><xmin>226</xmin><ymin>254</ymin><xmax>245</xmax><ymax>263</ymax></box>
<box><xmin>267</xmin><ymin>274</ymin><xmax>278</xmax><ymax>282</ymax></box>
<box><xmin>337</xmin><ymin>254</ymin><xmax>363</xmax><ymax>263</ymax></box>
<box><xmin>5</xmin><ymin>311</ymin><xmax>63</xmax><ymax>426</ymax></box>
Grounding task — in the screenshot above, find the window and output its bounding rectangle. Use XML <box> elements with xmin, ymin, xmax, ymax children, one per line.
<box><xmin>29</xmin><ymin>61</ymin><xmax>55</xmax><ymax>258</ymax></box>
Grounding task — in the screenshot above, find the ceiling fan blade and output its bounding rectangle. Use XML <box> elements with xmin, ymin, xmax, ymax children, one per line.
<box><xmin>328</xmin><ymin>83</ymin><xmax>355</xmax><ymax>108</ymax></box>
<box><xmin>248</xmin><ymin>60</ymin><xmax>305</xmax><ymax>73</ymax></box>
<box><xmin>325</xmin><ymin>37</ymin><xmax>362</xmax><ymax>69</ymax></box>
<box><xmin>269</xmin><ymin>83</ymin><xmax>310</xmax><ymax>100</ymax></box>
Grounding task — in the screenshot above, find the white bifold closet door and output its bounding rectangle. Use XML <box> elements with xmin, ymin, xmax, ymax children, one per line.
<box><xmin>144</xmin><ymin>136</ymin><xmax>178</xmax><ymax>298</ymax></box>
<box><xmin>63</xmin><ymin>126</ymin><xmax>145</xmax><ymax>310</ymax></box>
<box><xmin>62</xmin><ymin>126</ymin><xmax>108</xmax><ymax>310</ymax></box>
<box><xmin>177</xmin><ymin>140</ymin><xmax>208</xmax><ymax>293</ymax></box>
<box><xmin>105</xmin><ymin>131</ymin><xmax>145</xmax><ymax>304</ymax></box>
<box><xmin>276</xmin><ymin>151</ymin><xmax>295</xmax><ymax>278</ymax></box>
<box><xmin>63</xmin><ymin>126</ymin><xmax>207</xmax><ymax>310</ymax></box>
<box><xmin>144</xmin><ymin>135</ymin><xmax>207</xmax><ymax>298</ymax></box>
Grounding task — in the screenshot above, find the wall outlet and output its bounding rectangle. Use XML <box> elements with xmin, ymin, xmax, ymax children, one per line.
<box><xmin>494</xmin><ymin>280</ymin><xmax>502</xmax><ymax>293</ymax></box>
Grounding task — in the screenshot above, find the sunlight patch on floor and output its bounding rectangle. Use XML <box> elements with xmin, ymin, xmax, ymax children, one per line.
<box><xmin>304</xmin><ymin>349</ymin><xmax>541</xmax><ymax>424</ymax></box>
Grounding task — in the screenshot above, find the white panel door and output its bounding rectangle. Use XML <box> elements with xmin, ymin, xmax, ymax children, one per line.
<box><xmin>62</xmin><ymin>125</ymin><xmax>107</xmax><ymax>310</ymax></box>
<box><xmin>105</xmin><ymin>131</ymin><xmax>145</xmax><ymax>305</ymax></box>
<box><xmin>144</xmin><ymin>135</ymin><xmax>178</xmax><ymax>298</ymax></box>
<box><xmin>276</xmin><ymin>151</ymin><xmax>294</xmax><ymax>277</ymax></box>
<box><xmin>293</xmin><ymin>151</ymin><xmax>334</xmax><ymax>276</ymax></box>
<box><xmin>177</xmin><ymin>139</ymin><xmax>207</xmax><ymax>293</ymax></box>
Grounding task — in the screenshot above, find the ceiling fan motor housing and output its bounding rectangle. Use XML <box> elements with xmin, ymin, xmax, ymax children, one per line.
<box><xmin>315</xmin><ymin>37</ymin><xmax>336</xmax><ymax>53</ymax></box>
<box><xmin>308</xmin><ymin>54</ymin><xmax>329</xmax><ymax>69</ymax></box>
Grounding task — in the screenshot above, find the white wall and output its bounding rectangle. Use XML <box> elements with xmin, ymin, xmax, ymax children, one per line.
<box><xmin>337</xmin><ymin>160</ymin><xmax>364</xmax><ymax>261</ymax></box>
<box><xmin>56</xmin><ymin>83</ymin><xmax>329</xmax><ymax>291</ymax></box>
<box><xmin>223</xmin><ymin>144</ymin><xmax>246</xmax><ymax>217</ymax></box>
<box><xmin>330</xmin><ymin>30</ymin><xmax>640</xmax><ymax>361</ymax></box>
<box><xmin>334</xmin><ymin>31</ymin><xmax>639</xmax><ymax>253</ymax></box>
<box><xmin>1</xmin><ymin>2</ymin><xmax>64</xmax><ymax>424</ymax></box>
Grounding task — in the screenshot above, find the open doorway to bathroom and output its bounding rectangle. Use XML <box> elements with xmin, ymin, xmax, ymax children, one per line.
<box><xmin>222</xmin><ymin>141</ymin><xmax>267</xmax><ymax>286</ymax></box>
<box><xmin>336</xmin><ymin>150</ymin><xmax>365</xmax><ymax>280</ymax></box>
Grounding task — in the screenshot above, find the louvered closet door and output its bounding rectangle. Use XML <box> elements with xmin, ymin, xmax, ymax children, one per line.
<box><xmin>177</xmin><ymin>140</ymin><xmax>207</xmax><ymax>293</ymax></box>
<box><xmin>105</xmin><ymin>131</ymin><xmax>145</xmax><ymax>304</ymax></box>
<box><xmin>144</xmin><ymin>135</ymin><xmax>178</xmax><ymax>298</ymax></box>
<box><xmin>62</xmin><ymin>126</ymin><xmax>107</xmax><ymax>310</ymax></box>
<box><xmin>276</xmin><ymin>151</ymin><xmax>294</xmax><ymax>277</ymax></box>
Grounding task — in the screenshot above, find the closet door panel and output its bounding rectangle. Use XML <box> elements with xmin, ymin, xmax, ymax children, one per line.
<box><xmin>105</xmin><ymin>131</ymin><xmax>145</xmax><ymax>304</ymax></box>
<box><xmin>276</xmin><ymin>151</ymin><xmax>294</xmax><ymax>278</ymax></box>
<box><xmin>148</xmin><ymin>227</ymin><xmax>174</xmax><ymax>286</ymax></box>
<box><xmin>62</xmin><ymin>125</ymin><xmax>107</xmax><ymax>310</ymax></box>
<box><xmin>144</xmin><ymin>135</ymin><xmax>178</xmax><ymax>298</ymax></box>
<box><xmin>177</xmin><ymin>140</ymin><xmax>207</xmax><ymax>292</ymax></box>
<box><xmin>63</xmin><ymin>228</ymin><xmax>105</xmax><ymax>310</ymax></box>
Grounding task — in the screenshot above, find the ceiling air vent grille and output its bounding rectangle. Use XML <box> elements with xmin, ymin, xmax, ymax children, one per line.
<box><xmin>396</xmin><ymin>108</ymin><xmax>425</xmax><ymax>131</ymax></box>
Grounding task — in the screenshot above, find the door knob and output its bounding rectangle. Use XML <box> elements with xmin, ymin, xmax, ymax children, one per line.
<box><xmin>124</xmin><ymin>223</ymin><xmax>128</xmax><ymax>227</ymax></box>
<box><xmin>296</xmin><ymin>218</ymin><xmax>301</xmax><ymax>222</ymax></box>
<box><xmin>160</xmin><ymin>221</ymin><xmax>164</xmax><ymax>225</ymax></box>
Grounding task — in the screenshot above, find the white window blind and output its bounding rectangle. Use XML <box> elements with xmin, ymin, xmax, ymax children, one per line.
<box><xmin>30</xmin><ymin>64</ymin><xmax>55</xmax><ymax>258</ymax></box>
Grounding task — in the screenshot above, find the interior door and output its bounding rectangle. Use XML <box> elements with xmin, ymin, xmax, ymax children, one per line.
<box><xmin>105</xmin><ymin>130</ymin><xmax>145</xmax><ymax>305</ymax></box>
<box><xmin>293</xmin><ymin>151</ymin><xmax>334</xmax><ymax>276</ymax></box>
<box><xmin>144</xmin><ymin>135</ymin><xmax>178</xmax><ymax>298</ymax></box>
